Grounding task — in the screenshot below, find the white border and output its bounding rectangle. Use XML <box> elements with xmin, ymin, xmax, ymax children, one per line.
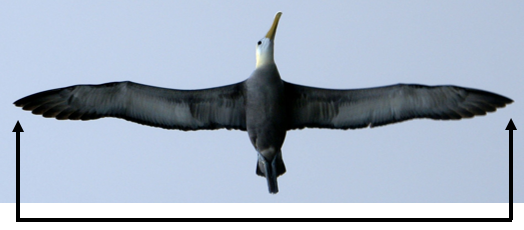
<box><xmin>19</xmin><ymin>203</ymin><xmax>508</xmax><ymax>218</ymax></box>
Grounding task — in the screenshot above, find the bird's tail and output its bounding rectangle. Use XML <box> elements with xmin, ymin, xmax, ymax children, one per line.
<box><xmin>256</xmin><ymin>150</ymin><xmax>286</xmax><ymax>194</ymax></box>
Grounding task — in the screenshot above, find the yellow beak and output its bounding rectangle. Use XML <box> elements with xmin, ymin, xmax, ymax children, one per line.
<box><xmin>265</xmin><ymin>12</ymin><xmax>282</xmax><ymax>40</ymax></box>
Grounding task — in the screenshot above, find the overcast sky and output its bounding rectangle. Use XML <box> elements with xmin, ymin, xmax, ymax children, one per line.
<box><xmin>2</xmin><ymin>1</ymin><xmax>522</xmax><ymax>204</ymax></box>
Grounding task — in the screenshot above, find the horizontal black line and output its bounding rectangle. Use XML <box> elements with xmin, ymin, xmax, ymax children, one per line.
<box><xmin>18</xmin><ymin>217</ymin><xmax>512</xmax><ymax>222</ymax></box>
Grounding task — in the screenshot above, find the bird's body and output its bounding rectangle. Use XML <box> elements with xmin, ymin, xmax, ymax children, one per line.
<box><xmin>14</xmin><ymin>12</ymin><xmax>513</xmax><ymax>194</ymax></box>
<box><xmin>245</xmin><ymin>63</ymin><xmax>287</xmax><ymax>193</ymax></box>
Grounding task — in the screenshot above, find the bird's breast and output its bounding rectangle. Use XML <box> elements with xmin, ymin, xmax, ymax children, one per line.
<box><xmin>244</xmin><ymin>65</ymin><xmax>287</xmax><ymax>134</ymax></box>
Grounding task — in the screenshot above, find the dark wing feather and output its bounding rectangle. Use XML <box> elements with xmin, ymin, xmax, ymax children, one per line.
<box><xmin>284</xmin><ymin>82</ymin><xmax>512</xmax><ymax>130</ymax></box>
<box><xmin>14</xmin><ymin>81</ymin><xmax>246</xmax><ymax>131</ymax></box>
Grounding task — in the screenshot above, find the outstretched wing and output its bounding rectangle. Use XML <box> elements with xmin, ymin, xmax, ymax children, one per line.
<box><xmin>14</xmin><ymin>81</ymin><xmax>246</xmax><ymax>131</ymax></box>
<box><xmin>284</xmin><ymin>82</ymin><xmax>512</xmax><ymax>130</ymax></box>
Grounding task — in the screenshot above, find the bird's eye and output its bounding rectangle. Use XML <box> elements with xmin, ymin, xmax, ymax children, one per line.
<box><xmin>257</xmin><ymin>41</ymin><xmax>262</xmax><ymax>45</ymax></box>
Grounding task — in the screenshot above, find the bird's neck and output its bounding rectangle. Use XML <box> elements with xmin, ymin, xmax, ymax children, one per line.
<box><xmin>256</xmin><ymin>47</ymin><xmax>275</xmax><ymax>68</ymax></box>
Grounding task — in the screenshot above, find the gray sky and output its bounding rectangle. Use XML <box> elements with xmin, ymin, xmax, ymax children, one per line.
<box><xmin>2</xmin><ymin>1</ymin><xmax>522</xmax><ymax>203</ymax></box>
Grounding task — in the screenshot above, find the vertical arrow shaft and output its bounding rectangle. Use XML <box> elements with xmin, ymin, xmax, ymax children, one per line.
<box><xmin>505</xmin><ymin>119</ymin><xmax>516</xmax><ymax>221</ymax></box>
<box><xmin>12</xmin><ymin>121</ymin><xmax>23</xmax><ymax>222</ymax></box>
<box><xmin>16</xmin><ymin>132</ymin><xmax>20</xmax><ymax>221</ymax></box>
<box><xmin>509</xmin><ymin>130</ymin><xmax>513</xmax><ymax>221</ymax></box>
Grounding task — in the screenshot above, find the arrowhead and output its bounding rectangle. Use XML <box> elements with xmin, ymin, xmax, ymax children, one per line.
<box><xmin>12</xmin><ymin>121</ymin><xmax>24</xmax><ymax>132</ymax></box>
<box><xmin>505</xmin><ymin>119</ymin><xmax>517</xmax><ymax>130</ymax></box>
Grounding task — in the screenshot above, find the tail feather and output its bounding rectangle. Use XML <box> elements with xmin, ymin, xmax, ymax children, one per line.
<box><xmin>256</xmin><ymin>157</ymin><xmax>286</xmax><ymax>177</ymax></box>
<box><xmin>256</xmin><ymin>151</ymin><xmax>286</xmax><ymax>194</ymax></box>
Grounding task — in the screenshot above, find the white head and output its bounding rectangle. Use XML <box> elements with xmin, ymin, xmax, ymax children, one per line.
<box><xmin>256</xmin><ymin>12</ymin><xmax>282</xmax><ymax>68</ymax></box>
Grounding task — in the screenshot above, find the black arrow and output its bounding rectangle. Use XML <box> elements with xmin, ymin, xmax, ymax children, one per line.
<box><xmin>505</xmin><ymin>119</ymin><xmax>516</xmax><ymax>221</ymax></box>
<box><xmin>12</xmin><ymin>121</ymin><xmax>23</xmax><ymax>222</ymax></box>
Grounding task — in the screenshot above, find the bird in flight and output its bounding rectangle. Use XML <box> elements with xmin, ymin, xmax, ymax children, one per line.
<box><xmin>14</xmin><ymin>12</ymin><xmax>512</xmax><ymax>194</ymax></box>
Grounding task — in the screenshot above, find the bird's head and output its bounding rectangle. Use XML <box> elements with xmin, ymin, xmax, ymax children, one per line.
<box><xmin>256</xmin><ymin>12</ymin><xmax>282</xmax><ymax>68</ymax></box>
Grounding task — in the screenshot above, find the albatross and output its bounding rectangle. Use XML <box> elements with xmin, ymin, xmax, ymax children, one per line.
<box><xmin>14</xmin><ymin>12</ymin><xmax>513</xmax><ymax>194</ymax></box>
